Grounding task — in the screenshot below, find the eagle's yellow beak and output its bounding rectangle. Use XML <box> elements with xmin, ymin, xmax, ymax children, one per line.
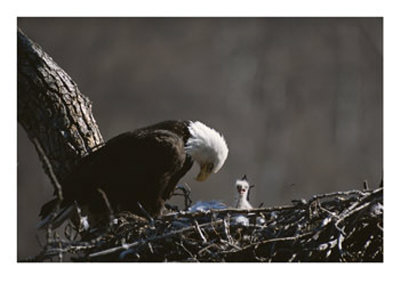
<box><xmin>196</xmin><ymin>163</ymin><xmax>212</xmax><ymax>181</ymax></box>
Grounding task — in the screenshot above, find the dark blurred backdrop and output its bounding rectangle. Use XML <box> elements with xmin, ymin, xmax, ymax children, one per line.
<box><xmin>17</xmin><ymin>18</ymin><xmax>382</xmax><ymax>260</ymax></box>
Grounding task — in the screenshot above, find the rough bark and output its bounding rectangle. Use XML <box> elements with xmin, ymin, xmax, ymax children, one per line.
<box><xmin>17</xmin><ymin>28</ymin><xmax>104</xmax><ymax>183</ymax></box>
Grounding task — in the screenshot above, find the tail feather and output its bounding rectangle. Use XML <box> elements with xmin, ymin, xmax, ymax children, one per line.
<box><xmin>39</xmin><ymin>198</ymin><xmax>59</xmax><ymax>218</ymax></box>
<box><xmin>37</xmin><ymin>198</ymin><xmax>74</xmax><ymax>230</ymax></box>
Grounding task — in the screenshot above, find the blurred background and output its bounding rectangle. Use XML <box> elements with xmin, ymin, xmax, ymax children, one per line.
<box><xmin>17</xmin><ymin>18</ymin><xmax>382</xmax><ymax>260</ymax></box>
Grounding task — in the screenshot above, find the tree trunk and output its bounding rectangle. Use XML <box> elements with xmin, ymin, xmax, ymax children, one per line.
<box><xmin>17</xmin><ymin>28</ymin><xmax>104</xmax><ymax>184</ymax></box>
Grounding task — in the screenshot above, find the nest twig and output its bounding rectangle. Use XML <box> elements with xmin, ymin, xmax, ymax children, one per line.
<box><xmin>25</xmin><ymin>187</ymin><xmax>383</xmax><ymax>262</ymax></box>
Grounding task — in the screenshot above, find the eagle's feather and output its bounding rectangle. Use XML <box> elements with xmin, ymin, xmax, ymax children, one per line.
<box><xmin>39</xmin><ymin>120</ymin><xmax>228</xmax><ymax>229</ymax></box>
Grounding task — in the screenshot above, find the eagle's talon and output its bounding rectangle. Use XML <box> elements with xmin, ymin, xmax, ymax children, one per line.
<box><xmin>174</xmin><ymin>183</ymin><xmax>192</xmax><ymax>210</ymax></box>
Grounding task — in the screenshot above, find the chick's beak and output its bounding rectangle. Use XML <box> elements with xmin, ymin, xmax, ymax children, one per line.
<box><xmin>196</xmin><ymin>164</ymin><xmax>212</xmax><ymax>181</ymax></box>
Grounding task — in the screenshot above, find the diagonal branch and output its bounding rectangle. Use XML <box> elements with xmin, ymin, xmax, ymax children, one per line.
<box><xmin>18</xmin><ymin>28</ymin><xmax>104</xmax><ymax>182</ymax></box>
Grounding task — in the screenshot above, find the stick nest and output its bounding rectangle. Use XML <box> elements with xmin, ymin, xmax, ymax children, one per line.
<box><xmin>26</xmin><ymin>187</ymin><xmax>383</xmax><ymax>262</ymax></box>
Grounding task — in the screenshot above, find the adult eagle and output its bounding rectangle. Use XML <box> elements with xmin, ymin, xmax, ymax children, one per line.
<box><xmin>39</xmin><ymin>120</ymin><xmax>228</xmax><ymax>229</ymax></box>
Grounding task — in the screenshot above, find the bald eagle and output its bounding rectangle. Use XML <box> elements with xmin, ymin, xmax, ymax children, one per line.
<box><xmin>39</xmin><ymin>120</ymin><xmax>229</xmax><ymax>229</ymax></box>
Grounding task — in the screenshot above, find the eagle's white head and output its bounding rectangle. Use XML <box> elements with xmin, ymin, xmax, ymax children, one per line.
<box><xmin>185</xmin><ymin>121</ymin><xmax>229</xmax><ymax>181</ymax></box>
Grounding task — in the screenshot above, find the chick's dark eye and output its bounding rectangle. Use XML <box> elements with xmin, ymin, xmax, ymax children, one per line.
<box><xmin>207</xmin><ymin>163</ymin><xmax>214</xmax><ymax>171</ymax></box>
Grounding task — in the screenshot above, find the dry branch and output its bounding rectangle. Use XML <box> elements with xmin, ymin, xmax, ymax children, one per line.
<box><xmin>25</xmin><ymin>187</ymin><xmax>383</xmax><ymax>262</ymax></box>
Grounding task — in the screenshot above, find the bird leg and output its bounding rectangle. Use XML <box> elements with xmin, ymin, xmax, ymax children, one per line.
<box><xmin>173</xmin><ymin>183</ymin><xmax>192</xmax><ymax>210</ymax></box>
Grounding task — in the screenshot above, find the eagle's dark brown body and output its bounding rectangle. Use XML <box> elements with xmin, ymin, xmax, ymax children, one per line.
<box><xmin>40</xmin><ymin>120</ymin><xmax>194</xmax><ymax>227</ymax></box>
